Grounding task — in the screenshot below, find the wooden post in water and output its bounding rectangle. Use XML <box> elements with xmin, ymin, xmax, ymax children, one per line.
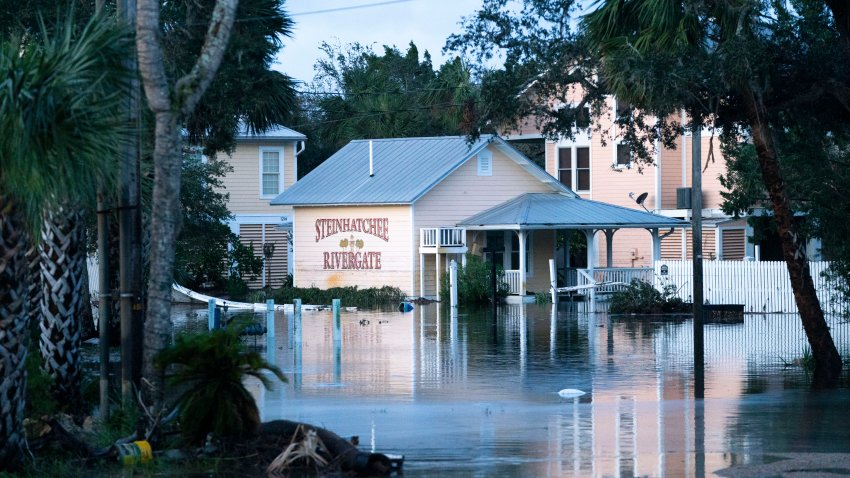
<box><xmin>294</xmin><ymin>298</ymin><xmax>302</xmax><ymax>388</ymax></box>
<box><xmin>549</xmin><ymin>259</ymin><xmax>557</xmax><ymax>305</ymax></box>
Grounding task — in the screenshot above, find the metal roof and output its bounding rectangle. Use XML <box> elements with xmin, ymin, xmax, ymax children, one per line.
<box><xmin>271</xmin><ymin>135</ymin><xmax>572</xmax><ymax>206</ymax></box>
<box><xmin>236</xmin><ymin>124</ymin><xmax>306</xmax><ymax>141</ymax></box>
<box><xmin>457</xmin><ymin>193</ymin><xmax>689</xmax><ymax>230</ymax></box>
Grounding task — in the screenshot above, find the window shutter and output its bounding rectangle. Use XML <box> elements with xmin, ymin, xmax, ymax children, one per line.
<box><xmin>477</xmin><ymin>150</ymin><xmax>493</xmax><ymax>176</ymax></box>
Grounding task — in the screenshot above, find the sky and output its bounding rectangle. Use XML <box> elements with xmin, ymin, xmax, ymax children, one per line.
<box><xmin>274</xmin><ymin>0</ymin><xmax>485</xmax><ymax>85</ymax></box>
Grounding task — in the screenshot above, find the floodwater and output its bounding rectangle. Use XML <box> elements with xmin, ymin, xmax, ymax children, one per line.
<box><xmin>176</xmin><ymin>303</ymin><xmax>850</xmax><ymax>477</ymax></box>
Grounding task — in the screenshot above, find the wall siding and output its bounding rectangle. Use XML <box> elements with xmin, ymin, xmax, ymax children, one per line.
<box><xmin>238</xmin><ymin>224</ymin><xmax>289</xmax><ymax>288</ymax></box>
<box><xmin>219</xmin><ymin>140</ymin><xmax>299</xmax><ymax>215</ymax></box>
<box><xmin>413</xmin><ymin>145</ymin><xmax>554</xmax><ymax>296</ymax></box>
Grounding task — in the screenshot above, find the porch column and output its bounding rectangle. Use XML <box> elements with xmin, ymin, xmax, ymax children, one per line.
<box><xmin>584</xmin><ymin>229</ymin><xmax>596</xmax><ymax>303</ymax></box>
<box><xmin>518</xmin><ymin>230</ymin><xmax>527</xmax><ymax>296</ymax></box>
<box><xmin>435</xmin><ymin>253</ymin><xmax>441</xmax><ymax>301</ymax></box>
<box><xmin>649</xmin><ymin>228</ymin><xmax>661</xmax><ymax>262</ymax></box>
<box><xmin>604</xmin><ymin>229</ymin><xmax>615</xmax><ymax>267</ymax></box>
<box><xmin>419</xmin><ymin>253</ymin><xmax>425</xmax><ymax>298</ymax></box>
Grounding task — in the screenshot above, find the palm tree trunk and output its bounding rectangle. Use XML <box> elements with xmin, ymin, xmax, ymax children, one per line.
<box><xmin>39</xmin><ymin>204</ymin><xmax>86</xmax><ymax>412</ymax></box>
<box><xmin>743</xmin><ymin>86</ymin><xmax>842</xmax><ymax>387</ymax></box>
<box><xmin>0</xmin><ymin>199</ymin><xmax>31</xmax><ymax>471</ymax></box>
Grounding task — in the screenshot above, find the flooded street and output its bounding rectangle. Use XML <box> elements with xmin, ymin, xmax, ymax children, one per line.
<box><xmin>177</xmin><ymin>303</ymin><xmax>850</xmax><ymax>476</ymax></box>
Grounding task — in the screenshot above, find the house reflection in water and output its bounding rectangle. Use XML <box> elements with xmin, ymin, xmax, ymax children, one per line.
<box><xmin>247</xmin><ymin>303</ymin><xmax>848</xmax><ymax>476</ymax></box>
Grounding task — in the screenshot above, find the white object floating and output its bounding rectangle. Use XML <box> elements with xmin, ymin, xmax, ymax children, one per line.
<box><xmin>558</xmin><ymin>389</ymin><xmax>586</xmax><ymax>398</ymax></box>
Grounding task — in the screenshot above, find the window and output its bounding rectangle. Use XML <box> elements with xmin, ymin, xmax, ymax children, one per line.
<box><xmin>260</xmin><ymin>148</ymin><xmax>283</xmax><ymax>197</ymax></box>
<box><xmin>575</xmin><ymin>105</ymin><xmax>591</xmax><ymax>129</ymax></box>
<box><xmin>615</xmin><ymin>143</ymin><xmax>631</xmax><ymax>168</ymax></box>
<box><xmin>615</xmin><ymin>99</ymin><xmax>632</xmax><ymax>119</ymax></box>
<box><xmin>477</xmin><ymin>150</ymin><xmax>493</xmax><ymax>176</ymax></box>
<box><xmin>558</xmin><ymin>146</ymin><xmax>591</xmax><ymax>192</ymax></box>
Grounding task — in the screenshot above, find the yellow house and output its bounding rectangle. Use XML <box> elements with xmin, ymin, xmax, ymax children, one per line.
<box><xmin>219</xmin><ymin>125</ymin><xmax>305</xmax><ymax>288</ymax></box>
<box><xmin>271</xmin><ymin>135</ymin><xmax>685</xmax><ymax>300</ymax></box>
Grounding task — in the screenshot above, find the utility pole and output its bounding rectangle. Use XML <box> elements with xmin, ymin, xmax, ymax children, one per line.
<box><xmin>691</xmin><ymin>120</ymin><xmax>704</xmax><ymax>399</ymax></box>
<box><xmin>117</xmin><ymin>0</ymin><xmax>143</xmax><ymax>403</ymax></box>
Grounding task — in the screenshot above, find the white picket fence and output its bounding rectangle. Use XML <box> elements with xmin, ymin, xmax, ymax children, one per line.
<box><xmin>654</xmin><ymin>260</ymin><xmax>846</xmax><ymax>314</ymax></box>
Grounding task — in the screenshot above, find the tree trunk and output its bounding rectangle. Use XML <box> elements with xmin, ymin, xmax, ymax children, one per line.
<box><xmin>0</xmin><ymin>199</ymin><xmax>31</xmax><ymax>471</ymax></box>
<box><xmin>141</xmin><ymin>112</ymin><xmax>181</xmax><ymax>409</ymax></box>
<box><xmin>743</xmin><ymin>86</ymin><xmax>843</xmax><ymax>387</ymax></box>
<box><xmin>136</xmin><ymin>0</ymin><xmax>238</xmax><ymax>415</ymax></box>
<box><xmin>39</xmin><ymin>204</ymin><xmax>86</xmax><ymax>412</ymax></box>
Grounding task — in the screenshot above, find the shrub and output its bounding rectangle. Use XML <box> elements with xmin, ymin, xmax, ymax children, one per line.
<box><xmin>156</xmin><ymin>323</ymin><xmax>285</xmax><ymax>445</ymax></box>
<box><xmin>610</xmin><ymin>279</ymin><xmax>688</xmax><ymax>314</ymax></box>
<box><xmin>440</xmin><ymin>254</ymin><xmax>510</xmax><ymax>305</ymax></box>
<box><xmin>256</xmin><ymin>285</ymin><xmax>405</xmax><ymax>309</ymax></box>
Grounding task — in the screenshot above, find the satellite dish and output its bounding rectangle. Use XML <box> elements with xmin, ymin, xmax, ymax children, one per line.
<box><xmin>634</xmin><ymin>192</ymin><xmax>650</xmax><ymax>212</ymax></box>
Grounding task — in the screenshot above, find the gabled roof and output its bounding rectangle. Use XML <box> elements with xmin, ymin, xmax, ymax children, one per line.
<box><xmin>236</xmin><ymin>124</ymin><xmax>306</xmax><ymax>141</ymax></box>
<box><xmin>457</xmin><ymin>193</ymin><xmax>689</xmax><ymax>230</ymax></box>
<box><xmin>271</xmin><ymin>135</ymin><xmax>572</xmax><ymax>207</ymax></box>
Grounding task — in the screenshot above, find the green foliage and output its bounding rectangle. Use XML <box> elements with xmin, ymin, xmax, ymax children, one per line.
<box><xmin>295</xmin><ymin>41</ymin><xmax>478</xmax><ymax>177</ymax></box>
<box><xmin>439</xmin><ymin>254</ymin><xmax>509</xmax><ymax>305</ymax></box>
<box><xmin>156</xmin><ymin>324</ymin><xmax>285</xmax><ymax>445</ymax></box>
<box><xmin>0</xmin><ymin>12</ymin><xmax>129</xmax><ymax>231</ymax></box>
<box><xmin>161</xmin><ymin>0</ymin><xmax>297</xmax><ymax>155</ymax></box>
<box><xmin>534</xmin><ymin>292</ymin><xmax>552</xmax><ymax>304</ymax></box>
<box><xmin>610</xmin><ymin>279</ymin><xmax>688</xmax><ymax>314</ymax></box>
<box><xmin>249</xmin><ymin>285</ymin><xmax>405</xmax><ymax>310</ymax></box>
<box><xmin>24</xmin><ymin>348</ymin><xmax>58</xmax><ymax>418</ymax></box>
<box><xmin>174</xmin><ymin>153</ymin><xmax>263</xmax><ymax>291</ymax></box>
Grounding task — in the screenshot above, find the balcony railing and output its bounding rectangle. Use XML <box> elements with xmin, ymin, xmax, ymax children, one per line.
<box><xmin>420</xmin><ymin>227</ymin><xmax>467</xmax><ymax>248</ymax></box>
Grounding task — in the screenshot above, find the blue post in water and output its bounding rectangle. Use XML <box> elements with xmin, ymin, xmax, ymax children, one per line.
<box><xmin>266</xmin><ymin>299</ymin><xmax>275</xmax><ymax>338</ymax></box>
<box><xmin>332</xmin><ymin>299</ymin><xmax>341</xmax><ymax>344</ymax></box>
<box><xmin>293</xmin><ymin>298</ymin><xmax>302</xmax><ymax>389</ymax></box>
<box><xmin>332</xmin><ymin>298</ymin><xmax>341</xmax><ymax>383</ymax></box>
<box><xmin>208</xmin><ymin>299</ymin><xmax>216</xmax><ymax>331</ymax></box>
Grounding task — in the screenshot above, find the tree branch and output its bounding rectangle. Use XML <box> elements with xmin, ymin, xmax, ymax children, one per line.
<box><xmin>174</xmin><ymin>0</ymin><xmax>238</xmax><ymax>116</ymax></box>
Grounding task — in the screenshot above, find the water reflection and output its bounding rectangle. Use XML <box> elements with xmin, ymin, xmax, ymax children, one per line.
<box><xmin>175</xmin><ymin>303</ymin><xmax>850</xmax><ymax>476</ymax></box>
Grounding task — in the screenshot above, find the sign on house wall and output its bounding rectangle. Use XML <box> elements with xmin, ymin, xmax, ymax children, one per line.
<box><xmin>315</xmin><ymin>217</ymin><xmax>389</xmax><ymax>270</ymax></box>
<box><xmin>293</xmin><ymin>206</ymin><xmax>413</xmax><ymax>294</ymax></box>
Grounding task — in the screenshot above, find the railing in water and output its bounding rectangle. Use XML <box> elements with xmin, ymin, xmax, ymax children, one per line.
<box><xmin>420</xmin><ymin>227</ymin><xmax>466</xmax><ymax>248</ymax></box>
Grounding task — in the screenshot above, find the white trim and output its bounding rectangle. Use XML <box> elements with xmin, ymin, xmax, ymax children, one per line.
<box><xmin>410</xmin><ymin>204</ymin><xmax>416</xmax><ymax>298</ymax></box>
<box><xmin>259</xmin><ymin>146</ymin><xmax>285</xmax><ymax>199</ymax></box>
<box><xmin>555</xmin><ymin>144</ymin><xmax>592</xmax><ymax>194</ymax></box>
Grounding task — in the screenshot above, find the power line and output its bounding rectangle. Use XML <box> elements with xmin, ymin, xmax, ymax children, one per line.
<box><xmin>291</xmin><ymin>0</ymin><xmax>414</xmax><ymax>17</ymax></box>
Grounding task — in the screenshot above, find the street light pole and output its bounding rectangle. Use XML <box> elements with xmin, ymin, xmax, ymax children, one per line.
<box><xmin>691</xmin><ymin>121</ymin><xmax>704</xmax><ymax>399</ymax></box>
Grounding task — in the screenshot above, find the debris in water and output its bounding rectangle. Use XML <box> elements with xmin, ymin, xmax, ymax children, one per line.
<box><xmin>558</xmin><ymin>389</ymin><xmax>586</xmax><ymax>398</ymax></box>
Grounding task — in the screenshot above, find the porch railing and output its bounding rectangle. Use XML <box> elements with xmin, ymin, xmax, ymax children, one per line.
<box><xmin>504</xmin><ymin>270</ymin><xmax>521</xmax><ymax>294</ymax></box>
<box><xmin>576</xmin><ymin>267</ymin><xmax>654</xmax><ymax>294</ymax></box>
<box><xmin>420</xmin><ymin>227</ymin><xmax>466</xmax><ymax>248</ymax></box>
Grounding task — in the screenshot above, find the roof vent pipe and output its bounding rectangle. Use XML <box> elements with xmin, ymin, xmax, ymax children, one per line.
<box><xmin>369</xmin><ymin>140</ymin><xmax>374</xmax><ymax>177</ymax></box>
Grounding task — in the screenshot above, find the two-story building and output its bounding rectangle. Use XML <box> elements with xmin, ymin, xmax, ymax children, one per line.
<box><xmin>507</xmin><ymin>95</ymin><xmax>824</xmax><ymax>270</ymax></box>
<box><xmin>218</xmin><ymin>125</ymin><xmax>306</xmax><ymax>288</ymax></box>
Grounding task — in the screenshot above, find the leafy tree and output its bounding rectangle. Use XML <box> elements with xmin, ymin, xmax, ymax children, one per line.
<box><xmin>296</xmin><ymin>42</ymin><xmax>478</xmax><ymax>176</ymax></box>
<box><xmin>175</xmin><ymin>153</ymin><xmax>263</xmax><ymax>291</ymax></box>
<box><xmin>0</xmin><ymin>14</ymin><xmax>128</xmax><ymax>470</ymax></box>
<box><xmin>448</xmin><ymin>0</ymin><xmax>848</xmax><ymax>387</ymax></box>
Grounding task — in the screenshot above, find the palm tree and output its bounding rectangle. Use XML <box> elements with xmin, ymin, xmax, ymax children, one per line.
<box><xmin>39</xmin><ymin>204</ymin><xmax>88</xmax><ymax>412</ymax></box>
<box><xmin>0</xmin><ymin>15</ymin><xmax>129</xmax><ymax>470</ymax></box>
<box><xmin>584</xmin><ymin>0</ymin><xmax>843</xmax><ymax>386</ymax></box>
